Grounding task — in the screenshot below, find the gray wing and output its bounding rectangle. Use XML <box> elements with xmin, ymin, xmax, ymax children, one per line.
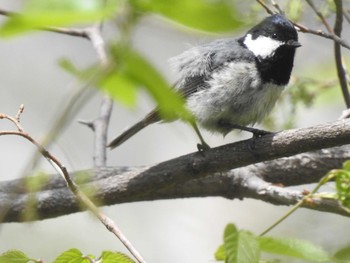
<box><xmin>169</xmin><ymin>38</ymin><xmax>255</xmax><ymax>98</ymax></box>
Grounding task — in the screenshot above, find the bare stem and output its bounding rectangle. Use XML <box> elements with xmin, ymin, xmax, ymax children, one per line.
<box><xmin>256</xmin><ymin>0</ymin><xmax>275</xmax><ymax>15</ymax></box>
<box><xmin>0</xmin><ymin>104</ymin><xmax>24</xmax><ymax>131</ymax></box>
<box><xmin>84</xmin><ymin>25</ymin><xmax>113</xmax><ymax>168</ymax></box>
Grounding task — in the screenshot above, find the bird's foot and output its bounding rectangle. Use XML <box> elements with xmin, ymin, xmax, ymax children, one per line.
<box><xmin>251</xmin><ymin>128</ymin><xmax>273</xmax><ymax>138</ymax></box>
<box><xmin>249</xmin><ymin>129</ymin><xmax>273</xmax><ymax>151</ymax></box>
<box><xmin>197</xmin><ymin>142</ymin><xmax>211</xmax><ymax>152</ymax></box>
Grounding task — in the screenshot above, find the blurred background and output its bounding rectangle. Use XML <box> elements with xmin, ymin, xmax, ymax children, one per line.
<box><xmin>1</xmin><ymin>0</ymin><xmax>350</xmax><ymax>262</ymax></box>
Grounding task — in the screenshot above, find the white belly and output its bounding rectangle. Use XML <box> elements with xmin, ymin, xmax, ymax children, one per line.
<box><xmin>186</xmin><ymin>62</ymin><xmax>284</xmax><ymax>134</ymax></box>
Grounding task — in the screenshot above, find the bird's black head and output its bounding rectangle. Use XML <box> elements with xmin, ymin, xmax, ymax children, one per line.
<box><xmin>240</xmin><ymin>14</ymin><xmax>301</xmax><ymax>85</ymax></box>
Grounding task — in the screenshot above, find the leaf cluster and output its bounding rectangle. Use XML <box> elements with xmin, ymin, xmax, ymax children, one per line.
<box><xmin>215</xmin><ymin>223</ymin><xmax>350</xmax><ymax>263</ymax></box>
<box><xmin>0</xmin><ymin>249</ymin><xmax>135</xmax><ymax>263</ymax></box>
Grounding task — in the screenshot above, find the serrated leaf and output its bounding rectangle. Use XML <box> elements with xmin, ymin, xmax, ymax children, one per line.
<box><xmin>0</xmin><ymin>250</ymin><xmax>31</xmax><ymax>263</ymax></box>
<box><xmin>53</xmin><ymin>248</ymin><xmax>89</xmax><ymax>263</ymax></box>
<box><xmin>224</xmin><ymin>223</ymin><xmax>239</xmax><ymax>262</ymax></box>
<box><xmin>0</xmin><ymin>0</ymin><xmax>118</xmax><ymax>37</ymax></box>
<box><xmin>258</xmin><ymin>236</ymin><xmax>330</xmax><ymax>262</ymax></box>
<box><xmin>132</xmin><ymin>0</ymin><xmax>246</xmax><ymax>32</ymax></box>
<box><xmin>100</xmin><ymin>251</ymin><xmax>135</xmax><ymax>263</ymax></box>
<box><xmin>221</xmin><ymin>224</ymin><xmax>260</xmax><ymax>263</ymax></box>
<box><xmin>333</xmin><ymin>243</ymin><xmax>350</xmax><ymax>262</ymax></box>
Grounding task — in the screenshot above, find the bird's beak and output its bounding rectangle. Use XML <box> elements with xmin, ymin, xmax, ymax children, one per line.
<box><xmin>286</xmin><ymin>40</ymin><xmax>301</xmax><ymax>48</ymax></box>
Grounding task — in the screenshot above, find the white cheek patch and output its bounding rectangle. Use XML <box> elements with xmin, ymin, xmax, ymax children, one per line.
<box><xmin>244</xmin><ymin>34</ymin><xmax>283</xmax><ymax>59</ymax></box>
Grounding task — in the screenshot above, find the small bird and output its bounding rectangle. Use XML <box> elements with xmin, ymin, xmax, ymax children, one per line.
<box><xmin>108</xmin><ymin>14</ymin><xmax>300</xmax><ymax>150</ymax></box>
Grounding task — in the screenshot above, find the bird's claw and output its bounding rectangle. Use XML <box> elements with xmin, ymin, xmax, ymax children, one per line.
<box><xmin>249</xmin><ymin>129</ymin><xmax>273</xmax><ymax>151</ymax></box>
<box><xmin>197</xmin><ymin>142</ymin><xmax>211</xmax><ymax>152</ymax></box>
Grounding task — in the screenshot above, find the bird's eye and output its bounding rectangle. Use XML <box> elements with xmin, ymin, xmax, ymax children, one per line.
<box><xmin>272</xmin><ymin>33</ymin><xmax>278</xmax><ymax>39</ymax></box>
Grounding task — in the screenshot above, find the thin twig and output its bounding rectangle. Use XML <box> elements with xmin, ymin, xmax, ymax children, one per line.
<box><xmin>15</xmin><ymin>104</ymin><xmax>24</xmax><ymax>123</ymax></box>
<box><xmin>256</xmin><ymin>0</ymin><xmax>350</xmax><ymax>50</ymax></box>
<box><xmin>256</xmin><ymin>0</ymin><xmax>275</xmax><ymax>15</ymax></box>
<box><xmin>270</xmin><ymin>0</ymin><xmax>284</xmax><ymax>15</ymax></box>
<box><xmin>305</xmin><ymin>0</ymin><xmax>333</xmax><ymax>32</ymax></box>
<box><xmin>0</xmin><ymin>105</ymin><xmax>24</xmax><ymax>131</ymax></box>
<box><xmin>295</xmin><ymin>23</ymin><xmax>350</xmax><ymax>50</ymax></box>
<box><xmin>44</xmin><ymin>27</ymin><xmax>89</xmax><ymax>39</ymax></box>
<box><xmin>333</xmin><ymin>0</ymin><xmax>350</xmax><ymax>108</ymax></box>
<box><xmin>0</xmin><ymin>9</ymin><xmax>13</xmax><ymax>16</ymax></box>
<box><xmin>259</xmin><ymin>173</ymin><xmax>332</xmax><ymax>236</ymax></box>
<box><xmin>343</xmin><ymin>8</ymin><xmax>350</xmax><ymax>24</ymax></box>
<box><xmin>0</xmin><ymin>8</ymin><xmax>89</xmax><ymax>39</ymax></box>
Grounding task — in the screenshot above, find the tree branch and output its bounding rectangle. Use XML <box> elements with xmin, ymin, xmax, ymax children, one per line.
<box><xmin>0</xmin><ymin>108</ymin><xmax>146</xmax><ymax>263</ymax></box>
<box><xmin>305</xmin><ymin>0</ymin><xmax>333</xmax><ymax>33</ymax></box>
<box><xmin>83</xmin><ymin>25</ymin><xmax>113</xmax><ymax>168</ymax></box>
<box><xmin>333</xmin><ymin>0</ymin><xmax>350</xmax><ymax>108</ymax></box>
<box><xmin>2</xmin><ymin>120</ymin><xmax>350</xmax><ymax>222</ymax></box>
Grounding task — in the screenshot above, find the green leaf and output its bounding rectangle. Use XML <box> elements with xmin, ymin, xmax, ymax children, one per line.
<box><xmin>0</xmin><ymin>250</ymin><xmax>32</xmax><ymax>263</ymax></box>
<box><xmin>132</xmin><ymin>0</ymin><xmax>246</xmax><ymax>32</ymax></box>
<box><xmin>105</xmin><ymin>45</ymin><xmax>193</xmax><ymax>121</ymax></box>
<box><xmin>258</xmin><ymin>236</ymin><xmax>330</xmax><ymax>262</ymax></box>
<box><xmin>25</xmin><ymin>171</ymin><xmax>49</xmax><ymax>192</ymax></box>
<box><xmin>0</xmin><ymin>0</ymin><xmax>118</xmax><ymax>37</ymax></box>
<box><xmin>53</xmin><ymin>248</ymin><xmax>91</xmax><ymax>263</ymax></box>
<box><xmin>214</xmin><ymin>244</ymin><xmax>226</xmax><ymax>261</ymax></box>
<box><xmin>58</xmin><ymin>58</ymin><xmax>102</xmax><ymax>83</ymax></box>
<box><xmin>100</xmin><ymin>251</ymin><xmax>135</xmax><ymax>263</ymax></box>
<box><xmin>333</xmin><ymin>244</ymin><xmax>350</xmax><ymax>262</ymax></box>
<box><xmin>237</xmin><ymin>231</ymin><xmax>260</xmax><ymax>263</ymax></box>
<box><xmin>100</xmin><ymin>71</ymin><xmax>138</xmax><ymax>107</ymax></box>
<box><xmin>58</xmin><ymin>58</ymin><xmax>84</xmax><ymax>77</ymax></box>
<box><xmin>223</xmin><ymin>223</ymin><xmax>239</xmax><ymax>262</ymax></box>
<box><xmin>219</xmin><ymin>224</ymin><xmax>260</xmax><ymax>263</ymax></box>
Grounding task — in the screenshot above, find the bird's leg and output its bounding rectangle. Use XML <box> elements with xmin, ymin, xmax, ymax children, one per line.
<box><xmin>218</xmin><ymin>120</ymin><xmax>273</xmax><ymax>150</ymax></box>
<box><xmin>218</xmin><ymin>120</ymin><xmax>272</xmax><ymax>137</ymax></box>
<box><xmin>190</xmin><ymin>121</ymin><xmax>210</xmax><ymax>151</ymax></box>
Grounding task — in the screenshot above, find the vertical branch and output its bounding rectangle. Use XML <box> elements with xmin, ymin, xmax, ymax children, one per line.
<box><xmin>86</xmin><ymin>25</ymin><xmax>113</xmax><ymax>168</ymax></box>
<box><xmin>334</xmin><ymin>0</ymin><xmax>350</xmax><ymax>108</ymax></box>
<box><xmin>85</xmin><ymin>24</ymin><xmax>147</xmax><ymax>263</ymax></box>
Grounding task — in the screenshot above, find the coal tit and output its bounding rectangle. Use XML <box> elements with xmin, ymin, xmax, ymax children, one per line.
<box><xmin>108</xmin><ymin>14</ymin><xmax>301</xmax><ymax>150</ymax></box>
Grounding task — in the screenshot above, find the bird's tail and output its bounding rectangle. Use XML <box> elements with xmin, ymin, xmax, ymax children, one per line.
<box><xmin>108</xmin><ymin>110</ymin><xmax>159</xmax><ymax>150</ymax></box>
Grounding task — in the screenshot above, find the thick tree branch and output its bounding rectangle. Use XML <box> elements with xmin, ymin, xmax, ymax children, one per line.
<box><xmin>2</xmin><ymin>120</ymin><xmax>350</xmax><ymax>222</ymax></box>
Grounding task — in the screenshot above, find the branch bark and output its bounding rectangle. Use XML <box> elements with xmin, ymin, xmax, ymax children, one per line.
<box><xmin>2</xmin><ymin>120</ymin><xmax>350</xmax><ymax>222</ymax></box>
